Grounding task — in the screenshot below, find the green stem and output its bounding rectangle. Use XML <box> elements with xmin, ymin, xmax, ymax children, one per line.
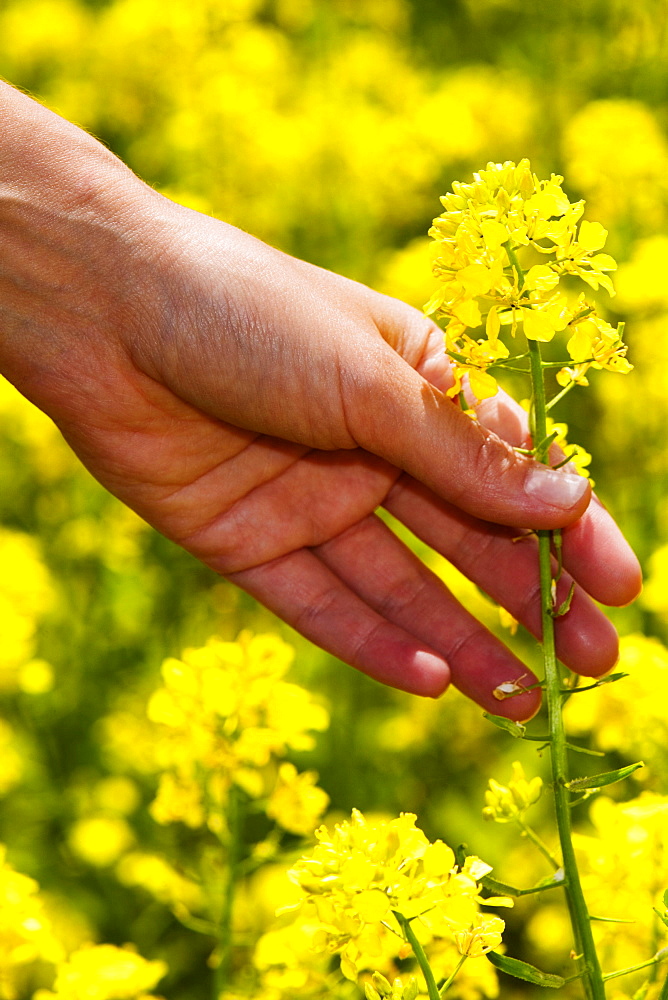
<box><xmin>393</xmin><ymin>911</ymin><xmax>440</xmax><ymax>1000</ymax></box>
<box><xmin>603</xmin><ymin>951</ymin><xmax>668</xmax><ymax>982</ymax></box>
<box><xmin>215</xmin><ymin>785</ymin><xmax>243</xmax><ymax>997</ymax></box>
<box><xmin>528</xmin><ymin>338</ymin><xmax>606</xmax><ymax>1000</ymax></box>
<box><xmin>439</xmin><ymin>954</ymin><xmax>468</xmax><ymax>996</ymax></box>
<box><xmin>546</xmin><ymin>379</ymin><xmax>577</xmax><ymax>412</ymax></box>
<box><xmin>659</xmin><ymin>964</ymin><xmax>668</xmax><ymax>1000</ymax></box>
<box><xmin>515</xmin><ymin>815</ymin><xmax>562</xmax><ymax>871</ymax></box>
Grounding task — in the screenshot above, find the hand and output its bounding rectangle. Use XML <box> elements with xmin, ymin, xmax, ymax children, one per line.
<box><xmin>0</xmin><ymin>85</ymin><xmax>641</xmax><ymax>719</ymax></box>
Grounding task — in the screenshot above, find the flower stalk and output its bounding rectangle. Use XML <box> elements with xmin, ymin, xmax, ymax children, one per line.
<box><xmin>528</xmin><ymin>337</ymin><xmax>606</xmax><ymax>1000</ymax></box>
<box><xmin>393</xmin><ymin>912</ymin><xmax>441</xmax><ymax>1000</ymax></box>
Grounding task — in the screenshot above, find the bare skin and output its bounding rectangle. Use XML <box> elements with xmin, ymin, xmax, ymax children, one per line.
<box><xmin>0</xmin><ymin>83</ymin><xmax>642</xmax><ymax>719</ymax></box>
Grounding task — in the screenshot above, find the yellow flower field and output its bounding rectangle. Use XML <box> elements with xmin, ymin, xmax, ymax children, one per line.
<box><xmin>1</xmin><ymin>2</ymin><xmax>668</xmax><ymax>997</ymax></box>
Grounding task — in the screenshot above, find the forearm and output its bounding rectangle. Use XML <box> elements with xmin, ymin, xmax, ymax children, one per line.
<box><xmin>0</xmin><ymin>82</ymin><xmax>157</xmax><ymax>416</ymax></box>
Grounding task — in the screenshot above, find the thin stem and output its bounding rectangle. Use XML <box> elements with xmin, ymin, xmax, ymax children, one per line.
<box><xmin>439</xmin><ymin>954</ymin><xmax>468</xmax><ymax>996</ymax></box>
<box><xmin>603</xmin><ymin>951</ymin><xmax>668</xmax><ymax>983</ymax></box>
<box><xmin>515</xmin><ymin>815</ymin><xmax>562</xmax><ymax>871</ymax></box>
<box><xmin>546</xmin><ymin>379</ymin><xmax>577</xmax><ymax>412</ymax></box>
<box><xmin>528</xmin><ymin>338</ymin><xmax>606</xmax><ymax>1000</ymax></box>
<box><xmin>393</xmin><ymin>911</ymin><xmax>440</xmax><ymax>1000</ymax></box>
<box><xmin>215</xmin><ymin>785</ymin><xmax>243</xmax><ymax>997</ymax></box>
<box><xmin>659</xmin><ymin>964</ymin><xmax>668</xmax><ymax>1000</ymax></box>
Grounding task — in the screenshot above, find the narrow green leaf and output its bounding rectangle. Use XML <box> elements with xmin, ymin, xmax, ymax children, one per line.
<box><xmin>482</xmin><ymin>712</ymin><xmax>526</xmax><ymax>738</ymax></box>
<box><xmin>486</xmin><ymin>951</ymin><xmax>565</xmax><ymax>988</ymax></box>
<box><xmin>551</xmin><ymin>580</ymin><xmax>576</xmax><ymax>618</ymax></box>
<box><xmin>590</xmin><ymin>914</ymin><xmax>636</xmax><ymax>924</ymax></box>
<box><xmin>536</xmin><ymin>429</ymin><xmax>559</xmax><ymax>453</ymax></box>
<box><xmin>454</xmin><ymin>844</ymin><xmax>468</xmax><ymax>868</ymax></box>
<box><xmin>566</xmin><ymin>761</ymin><xmax>643</xmax><ymax>792</ymax></box>
<box><xmin>560</xmin><ymin>672</ymin><xmax>629</xmax><ymax>694</ymax></box>
<box><xmin>565</xmin><ymin>741</ymin><xmax>605</xmax><ymax>757</ymax></box>
<box><xmin>662</xmin><ymin>889</ymin><xmax>668</xmax><ymax>910</ymax></box>
<box><xmin>481</xmin><ymin>872</ymin><xmax>564</xmax><ymax>898</ymax></box>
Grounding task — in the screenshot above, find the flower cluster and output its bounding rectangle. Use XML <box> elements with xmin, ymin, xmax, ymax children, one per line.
<box><xmin>288</xmin><ymin>810</ymin><xmax>509</xmax><ymax>983</ymax></box>
<box><xmin>34</xmin><ymin>944</ymin><xmax>167</xmax><ymax>1000</ymax></box>
<box><xmin>483</xmin><ymin>761</ymin><xmax>543</xmax><ymax>823</ymax></box>
<box><xmin>425</xmin><ymin>159</ymin><xmax>631</xmax><ymax>401</ymax></box>
<box><xmin>0</xmin><ymin>846</ymin><xmax>63</xmax><ymax>999</ymax></box>
<box><xmin>146</xmin><ymin>632</ymin><xmax>329</xmax><ymax>831</ymax></box>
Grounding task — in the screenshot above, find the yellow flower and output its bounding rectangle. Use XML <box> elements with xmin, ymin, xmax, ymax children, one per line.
<box><xmin>42</xmin><ymin>944</ymin><xmax>167</xmax><ymax>1000</ymax></box>
<box><xmin>425</xmin><ymin>159</ymin><xmax>629</xmax><ymax>403</ymax></box>
<box><xmin>266</xmin><ymin>763</ymin><xmax>330</xmax><ymax>836</ymax></box>
<box><xmin>557</xmin><ymin>306</ymin><xmax>633</xmax><ymax>388</ymax></box>
<box><xmin>68</xmin><ymin>816</ymin><xmax>135</xmax><ymax>868</ymax></box>
<box><xmin>0</xmin><ymin>846</ymin><xmax>64</xmax><ymax>997</ymax></box>
<box><xmin>454</xmin><ymin>914</ymin><xmax>505</xmax><ymax>957</ymax></box>
<box><xmin>145</xmin><ymin>632</ymin><xmax>329</xmax><ymax>828</ymax></box>
<box><xmin>116</xmin><ymin>853</ymin><xmax>203</xmax><ymax>913</ymax></box>
<box><xmin>287</xmin><ymin>810</ymin><xmax>509</xmax><ymax>980</ymax></box>
<box><xmin>482</xmin><ymin>762</ymin><xmax>543</xmax><ymax>823</ymax></box>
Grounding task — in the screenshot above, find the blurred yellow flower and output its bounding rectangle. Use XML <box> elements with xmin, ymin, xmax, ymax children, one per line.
<box><xmin>266</xmin><ymin>763</ymin><xmax>330</xmax><ymax>837</ymax></box>
<box><xmin>115</xmin><ymin>853</ymin><xmax>203</xmax><ymax>914</ymax></box>
<box><xmin>0</xmin><ymin>846</ymin><xmax>63</xmax><ymax>998</ymax></box>
<box><xmin>67</xmin><ymin>816</ymin><xmax>135</xmax><ymax>868</ymax></box>
<box><xmin>0</xmin><ymin>528</ymin><xmax>54</xmax><ymax>691</ymax></box>
<box><xmin>146</xmin><ymin>632</ymin><xmax>329</xmax><ymax>829</ymax></box>
<box><xmin>574</xmin><ymin>794</ymin><xmax>668</xmax><ymax>972</ymax></box>
<box><xmin>564</xmin><ymin>100</ymin><xmax>668</xmax><ymax>232</ymax></box>
<box><xmin>483</xmin><ymin>761</ymin><xmax>543</xmax><ymax>823</ymax></box>
<box><xmin>564</xmin><ymin>634</ymin><xmax>668</xmax><ymax>761</ymax></box>
<box><xmin>36</xmin><ymin>943</ymin><xmax>167</xmax><ymax>1000</ymax></box>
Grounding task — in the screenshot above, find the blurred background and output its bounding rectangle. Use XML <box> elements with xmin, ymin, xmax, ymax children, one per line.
<box><xmin>2</xmin><ymin>1</ymin><xmax>668</xmax><ymax>997</ymax></box>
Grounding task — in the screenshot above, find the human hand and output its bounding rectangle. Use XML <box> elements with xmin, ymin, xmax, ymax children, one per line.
<box><xmin>0</xmin><ymin>85</ymin><xmax>641</xmax><ymax>718</ymax></box>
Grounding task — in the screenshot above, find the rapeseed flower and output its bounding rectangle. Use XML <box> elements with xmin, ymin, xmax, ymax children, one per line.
<box><xmin>0</xmin><ymin>846</ymin><xmax>63</xmax><ymax>998</ymax></box>
<box><xmin>287</xmin><ymin>810</ymin><xmax>510</xmax><ymax>981</ymax></box>
<box><xmin>146</xmin><ymin>632</ymin><xmax>329</xmax><ymax>829</ymax></box>
<box><xmin>266</xmin><ymin>763</ymin><xmax>330</xmax><ymax>837</ymax></box>
<box><xmin>483</xmin><ymin>762</ymin><xmax>543</xmax><ymax>823</ymax></box>
<box><xmin>425</xmin><ymin>159</ymin><xmax>630</xmax><ymax>402</ymax></box>
<box><xmin>35</xmin><ymin>943</ymin><xmax>167</xmax><ymax>1000</ymax></box>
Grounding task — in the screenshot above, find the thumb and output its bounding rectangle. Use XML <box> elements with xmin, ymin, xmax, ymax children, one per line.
<box><xmin>346</xmin><ymin>340</ymin><xmax>590</xmax><ymax>530</ymax></box>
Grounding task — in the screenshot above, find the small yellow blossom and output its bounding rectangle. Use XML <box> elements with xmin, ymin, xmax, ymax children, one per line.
<box><xmin>266</xmin><ymin>763</ymin><xmax>330</xmax><ymax>836</ymax></box>
<box><xmin>38</xmin><ymin>943</ymin><xmax>167</xmax><ymax>1000</ymax></box>
<box><xmin>454</xmin><ymin>915</ymin><xmax>505</xmax><ymax>957</ymax></box>
<box><xmin>116</xmin><ymin>852</ymin><xmax>203</xmax><ymax>913</ymax></box>
<box><xmin>0</xmin><ymin>846</ymin><xmax>63</xmax><ymax>998</ymax></box>
<box><xmin>483</xmin><ymin>762</ymin><xmax>543</xmax><ymax>822</ymax></box>
<box><xmin>67</xmin><ymin>816</ymin><xmax>135</xmax><ymax>868</ymax></box>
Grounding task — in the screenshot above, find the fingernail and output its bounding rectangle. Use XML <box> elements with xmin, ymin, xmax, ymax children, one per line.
<box><xmin>412</xmin><ymin>650</ymin><xmax>450</xmax><ymax>698</ymax></box>
<box><xmin>524</xmin><ymin>467</ymin><xmax>589</xmax><ymax>509</ymax></box>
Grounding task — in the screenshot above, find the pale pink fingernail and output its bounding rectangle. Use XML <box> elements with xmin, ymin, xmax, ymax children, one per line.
<box><xmin>524</xmin><ymin>467</ymin><xmax>589</xmax><ymax>510</ymax></box>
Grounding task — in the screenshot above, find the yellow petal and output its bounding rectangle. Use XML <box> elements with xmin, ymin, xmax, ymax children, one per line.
<box><xmin>590</xmin><ymin>253</ymin><xmax>617</xmax><ymax>271</ymax></box>
<box><xmin>423</xmin><ymin>840</ymin><xmax>455</xmax><ymax>877</ymax></box>
<box><xmin>354</xmin><ymin>889</ymin><xmax>390</xmax><ymax>923</ymax></box>
<box><xmin>486</xmin><ymin>306</ymin><xmax>500</xmax><ymax>341</ymax></box>
<box><xmin>567</xmin><ymin>326</ymin><xmax>594</xmax><ymax>363</ymax></box>
<box><xmin>469</xmin><ymin>369</ymin><xmax>498</xmax><ymax>401</ymax></box>
<box><xmin>578</xmin><ymin>220</ymin><xmax>608</xmax><ymax>252</ymax></box>
<box><xmin>480</xmin><ymin>220</ymin><xmax>509</xmax><ymax>251</ymax></box>
<box><xmin>452</xmin><ymin>298</ymin><xmax>482</xmax><ymax>329</ymax></box>
<box><xmin>523</xmin><ymin>309</ymin><xmax>557</xmax><ymax>342</ymax></box>
<box><xmin>524</xmin><ymin>264</ymin><xmax>559</xmax><ymax>292</ymax></box>
<box><xmin>458</xmin><ymin>262</ymin><xmax>494</xmax><ymax>296</ymax></box>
